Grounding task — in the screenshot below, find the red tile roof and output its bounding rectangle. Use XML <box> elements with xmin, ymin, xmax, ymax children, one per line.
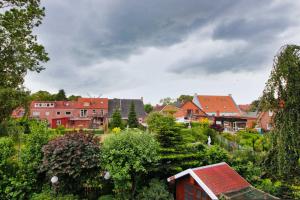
<box><xmin>238</xmin><ymin>104</ymin><xmax>251</xmax><ymax>112</ymax></box>
<box><xmin>75</xmin><ymin>98</ymin><xmax>108</xmax><ymax>109</ymax></box>
<box><xmin>197</xmin><ymin>95</ymin><xmax>241</xmax><ymax>115</ymax></box>
<box><xmin>193</xmin><ymin>163</ymin><xmax>250</xmax><ymax>195</ymax></box>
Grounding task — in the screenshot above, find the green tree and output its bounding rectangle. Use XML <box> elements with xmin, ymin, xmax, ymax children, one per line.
<box><xmin>159</xmin><ymin>97</ymin><xmax>174</xmax><ymax>105</ymax></box>
<box><xmin>110</xmin><ymin>109</ymin><xmax>123</xmax><ymax>129</ymax></box>
<box><xmin>128</xmin><ymin>101</ymin><xmax>138</xmax><ymax>128</ymax></box>
<box><xmin>144</xmin><ymin>103</ymin><xmax>153</xmax><ymax>114</ymax></box>
<box><xmin>0</xmin><ymin>0</ymin><xmax>48</xmax><ymax>124</ymax></box>
<box><xmin>68</xmin><ymin>95</ymin><xmax>82</xmax><ymax>101</ymax></box>
<box><xmin>177</xmin><ymin>95</ymin><xmax>193</xmax><ymax>103</ymax></box>
<box><xmin>40</xmin><ymin>132</ymin><xmax>101</xmax><ymax>194</ymax></box>
<box><xmin>30</xmin><ymin>90</ymin><xmax>55</xmax><ymax>101</ymax></box>
<box><xmin>101</xmin><ymin>130</ymin><xmax>159</xmax><ymax>199</ymax></box>
<box><xmin>55</xmin><ymin>89</ymin><xmax>67</xmax><ymax>101</ymax></box>
<box><xmin>249</xmin><ymin>99</ymin><xmax>260</xmax><ymax>112</ymax></box>
<box><xmin>261</xmin><ymin>45</ymin><xmax>300</xmax><ymax>181</ymax></box>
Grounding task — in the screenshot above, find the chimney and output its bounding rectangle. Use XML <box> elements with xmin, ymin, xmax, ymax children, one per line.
<box><xmin>228</xmin><ymin>94</ymin><xmax>232</xmax><ymax>97</ymax></box>
<box><xmin>141</xmin><ymin>97</ymin><xmax>144</xmax><ymax>102</ymax></box>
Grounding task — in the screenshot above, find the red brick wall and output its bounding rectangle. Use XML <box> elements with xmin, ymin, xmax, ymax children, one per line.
<box><xmin>258</xmin><ymin>111</ymin><xmax>273</xmax><ymax>130</ymax></box>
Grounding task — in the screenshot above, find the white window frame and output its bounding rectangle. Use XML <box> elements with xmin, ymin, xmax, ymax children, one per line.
<box><xmin>56</xmin><ymin>120</ymin><xmax>62</xmax><ymax>126</ymax></box>
<box><xmin>80</xmin><ymin>109</ymin><xmax>87</xmax><ymax>117</ymax></box>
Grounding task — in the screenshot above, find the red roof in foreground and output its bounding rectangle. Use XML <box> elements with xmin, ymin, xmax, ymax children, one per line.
<box><xmin>193</xmin><ymin>163</ymin><xmax>250</xmax><ymax>195</ymax></box>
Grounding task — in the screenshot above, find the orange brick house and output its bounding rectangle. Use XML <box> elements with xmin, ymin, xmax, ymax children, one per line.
<box><xmin>192</xmin><ymin>94</ymin><xmax>256</xmax><ymax>132</ymax></box>
<box><xmin>257</xmin><ymin>111</ymin><xmax>274</xmax><ymax>131</ymax></box>
<box><xmin>174</xmin><ymin>101</ymin><xmax>208</xmax><ymax>123</ymax></box>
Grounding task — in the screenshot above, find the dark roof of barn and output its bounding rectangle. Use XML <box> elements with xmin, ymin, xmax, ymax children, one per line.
<box><xmin>108</xmin><ymin>99</ymin><xmax>147</xmax><ymax>119</ymax></box>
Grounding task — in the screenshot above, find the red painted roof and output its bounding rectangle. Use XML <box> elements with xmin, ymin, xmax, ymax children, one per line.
<box><xmin>193</xmin><ymin>163</ymin><xmax>250</xmax><ymax>195</ymax></box>
<box><xmin>197</xmin><ymin>95</ymin><xmax>241</xmax><ymax>115</ymax></box>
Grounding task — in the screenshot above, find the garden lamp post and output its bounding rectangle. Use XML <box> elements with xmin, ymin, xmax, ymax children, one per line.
<box><xmin>51</xmin><ymin>176</ymin><xmax>59</xmax><ymax>198</ymax></box>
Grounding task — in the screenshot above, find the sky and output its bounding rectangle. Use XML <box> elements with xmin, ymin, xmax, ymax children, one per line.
<box><xmin>24</xmin><ymin>0</ymin><xmax>300</xmax><ymax>104</ymax></box>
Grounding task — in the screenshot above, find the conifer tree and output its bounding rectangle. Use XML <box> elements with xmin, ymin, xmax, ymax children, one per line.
<box><xmin>128</xmin><ymin>101</ymin><xmax>138</xmax><ymax>128</ymax></box>
<box><xmin>110</xmin><ymin>109</ymin><xmax>122</xmax><ymax>129</ymax></box>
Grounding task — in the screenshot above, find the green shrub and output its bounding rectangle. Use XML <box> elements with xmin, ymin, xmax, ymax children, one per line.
<box><xmin>200</xmin><ymin>145</ymin><xmax>230</xmax><ymax>166</ymax></box>
<box><xmin>136</xmin><ymin>179</ymin><xmax>173</xmax><ymax>200</ymax></box>
<box><xmin>31</xmin><ymin>187</ymin><xmax>79</xmax><ymax>200</ymax></box>
<box><xmin>98</xmin><ymin>195</ymin><xmax>115</xmax><ymax>200</ymax></box>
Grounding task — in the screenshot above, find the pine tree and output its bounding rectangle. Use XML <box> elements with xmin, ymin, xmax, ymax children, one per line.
<box><xmin>110</xmin><ymin>109</ymin><xmax>123</xmax><ymax>129</ymax></box>
<box><xmin>128</xmin><ymin>101</ymin><xmax>138</xmax><ymax>128</ymax></box>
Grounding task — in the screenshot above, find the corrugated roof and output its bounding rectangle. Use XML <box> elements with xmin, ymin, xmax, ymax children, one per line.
<box><xmin>193</xmin><ymin>163</ymin><xmax>250</xmax><ymax>195</ymax></box>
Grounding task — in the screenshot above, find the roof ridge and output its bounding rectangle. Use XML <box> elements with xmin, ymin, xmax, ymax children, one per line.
<box><xmin>192</xmin><ymin>162</ymin><xmax>227</xmax><ymax>170</ymax></box>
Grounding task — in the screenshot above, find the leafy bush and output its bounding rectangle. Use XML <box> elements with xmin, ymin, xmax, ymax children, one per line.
<box><xmin>136</xmin><ymin>179</ymin><xmax>173</xmax><ymax>200</ymax></box>
<box><xmin>98</xmin><ymin>195</ymin><xmax>115</xmax><ymax>200</ymax></box>
<box><xmin>31</xmin><ymin>187</ymin><xmax>79</xmax><ymax>200</ymax></box>
<box><xmin>101</xmin><ymin>130</ymin><xmax>159</xmax><ymax>198</ymax></box>
<box><xmin>200</xmin><ymin>145</ymin><xmax>230</xmax><ymax>165</ymax></box>
<box><xmin>257</xmin><ymin>179</ymin><xmax>282</xmax><ymax>197</ymax></box>
<box><xmin>41</xmin><ymin>132</ymin><xmax>101</xmax><ymax>194</ymax></box>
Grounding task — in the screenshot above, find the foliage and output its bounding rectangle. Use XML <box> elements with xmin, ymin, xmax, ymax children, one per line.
<box><xmin>146</xmin><ymin>112</ymin><xmax>176</xmax><ymax>134</ymax></box>
<box><xmin>159</xmin><ymin>97</ymin><xmax>174</xmax><ymax>105</ymax></box>
<box><xmin>98</xmin><ymin>195</ymin><xmax>115</xmax><ymax>200</ymax></box>
<box><xmin>200</xmin><ymin>145</ymin><xmax>230</xmax><ymax>166</ymax></box>
<box><xmin>257</xmin><ymin>179</ymin><xmax>282</xmax><ymax>197</ymax></box>
<box><xmin>261</xmin><ymin>45</ymin><xmax>300</xmax><ymax>180</ymax></box>
<box><xmin>249</xmin><ymin>99</ymin><xmax>260</xmax><ymax>112</ymax></box>
<box><xmin>136</xmin><ymin>179</ymin><xmax>173</xmax><ymax>200</ymax></box>
<box><xmin>110</xmin><ymin>109</ymin><xmax>123</xmax><ymax>129</ymax></box>
<box><xmin>112</xmin><ymin>127</ymin><xmax>121</xmax><ymax>134</ymax></box>
<box><xmin>128</xmin><ymin>101</ymin><xmax>138</xmax><ymax>128</ymax></box>
<box><xmin>3</xmin><ymin>121</ymin><xmax>53</xmax><ymax>200</ymax></box>
<box><xmin>41</xmin><ymin>132</ymin><xmax>101</xmax><ymax>194</ymax></box>
<box><xmin>177</xmin><ymin>95</ymin><xmax>193</xmax><ymax>103</ymax></box>
<box><xmin>31</xmin><ymin>186</ymin><xmax>79</xmax><ymax>200</ymax></box>
<box><xmin>144</xmin><ymin>103</ymin><xmax>153</xmax><ymax>114</ymax></box>
<box><xmin>30</xmin><ymin>90</ymin><xmax>55</xmax><ymax>101</ymax></box>
<box><xmin>0</xmin><ymin>88</ymin><xmax>29</xmax><ymax>124</ymax></box>
<box><xmin>101</xmin><ymin>130</ymin><xmax>159</xmax><ymax>198</ymax></box>
<box><xmin>0</xmin><ymin>0</ymin><xmax>48</xmax><ymax>123</ymax></box>
<box><xmin>68</xmin><ymin>95</ymin><xmax>82</xmax><ymax>101</ymax></box>
<box><xmin>55</xmin><ymin>89</ymin><xmax>67</xmax><ymax>101</ymax></box>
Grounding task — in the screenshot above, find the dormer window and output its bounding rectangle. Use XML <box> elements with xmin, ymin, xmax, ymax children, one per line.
<box><xmin>83</xmin><ymin>102</ymin><xmax>90</xmax><ymax>107</ymax></box>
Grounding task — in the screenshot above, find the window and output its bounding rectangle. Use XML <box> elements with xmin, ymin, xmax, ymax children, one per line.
<box><xmin>83</xmin><ymin>102</ymin><xmax>90</xmax><ymax>107</ymax></box>
<box><xmin>80</xmin><ymin>109</ymin><xmax>87</xmax><ymax>117</ymax></box>
<box><xmin>267</xmin><ymin>123</ymin><xmax>273</xmax><ymax>130</ymax></box>
<box><xmin>65</xmin><ymin>111</ymin><xmax>71</xmax><ymax>115</ymax></box>
<box><xmin>56</xmin><ymin>111</ymin><xmax>61</xmax><ymax>115</ymax></box>
<box><xmin>56</xmin><ymin>120</ymin><xmax>61</xmax><ymax>126</ymax></box>
<box><xmin>92</xmin><ymin>110</ymin><xmax>96</xmax><ymax>114</ymax></box>
<box><xmin>268</xmin><ymin>111</ymin><xmax>273</xmax><ymax>117</ymax></box>
<box><xmin>45</xmin><ymin>112</ymin><xmax>50</xmax><ymax>116</ymax></box>
<box><xmin>32</xmin><ymin>111</ymin><xmax>40</xmax><ymax>116</ymax></box>
<box><xmin>100</xmin><ymin>109</ymin><xmax>104</xmax><ymax>116</ymax></box>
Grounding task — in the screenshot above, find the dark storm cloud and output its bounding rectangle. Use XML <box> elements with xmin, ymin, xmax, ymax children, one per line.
<box><xmin>31</xmin><ymin>0</ymin><xmax>300</xmax><ymax>94</ymax></box>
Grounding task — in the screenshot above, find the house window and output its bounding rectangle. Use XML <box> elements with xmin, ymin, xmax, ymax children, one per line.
<box><xmin>92</xmin><ymin>110</ymin><xmax>96</xmax><ymax>114</ymax></box>
<box><xmin>267</xmin><ymin>123</ymin><xmax>272</xmax><ymax>130</ymax></box>
<box><xmin>32</xmin><ymin>111</ymin><xmax>40</xmax><ymax>116</ymax></box>
<box><xmin>56</xmin><ymin>111</ymin><xmax>61</xmax><ymax>115</ymax></box>
<box><xmin>100</xmin><ymin>109</ymin><xmax>104</xmax><ymax>116</ymax></box>
<box><xmin>45</xmin><ymin>112</ymin><xmax>50</xmax><ymax>116</ymax></box>
<box><xmin>83</xmin><ymin>102</ymin><xmax>90</xmax><ymax>107</ymax></box>
<box><xmin>65</xmin><ymin>111</ymin><xmax>71</xmax><ymax>115</ymax></box>
<box><xmin>56</xmin><ymin>120</ymin><xmax>61</xmax><ymax>126</ymax></box>
<box><xmin>268</xmin><ymin>111</ymin><xmax>273</xmax><ymax>117</ymax></box>
<box><xmin>80</xmin><ymin>109</ymin><xmax>87</xmax><ymax>117</ymax></box>
<box><xmin>184</xmin><ymin>184</ymin><xmax>194</xmax><ymax>200</ymax></box>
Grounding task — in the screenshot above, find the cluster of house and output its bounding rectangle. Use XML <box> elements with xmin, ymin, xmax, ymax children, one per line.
<box><xmin>12</xmin><ymin>93</ymin><xmax>272</xmax><ymax>132</ymax></box>
<box><xmin>155</xmin><ymin>94</ymin><xmax>273</xmax><ymax>132</ymax></box>
<box><xmin>12</xmin><ymin>97</ymin><xmax>146</xmax><ymax>130</ymax></box>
